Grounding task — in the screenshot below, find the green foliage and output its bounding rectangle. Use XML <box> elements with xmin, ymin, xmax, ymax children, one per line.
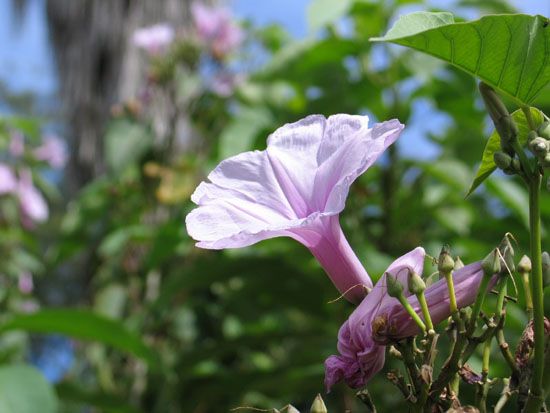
<box><xmin>0</xmin><ymin>310</ymin><xmax>160</xmax><ymax>368</ymax></box>
<box><xmin>0</xmin><ymin>365</ymin><xmax>57</xmax><ymax>413</ymax></box>
<box><xmin>372</xmin><ymin>12</ymin><xmax>550</xmax><ymax>105</ymax></box>
<box><xmin>1</xmin><ymin>1</ymin><xmax>549</xmax><ymax>412</ymax></box>
<box><xmin>469</xmin><ymin>107</ymin><xmax>545</xmax><ymax>195</ymax></box>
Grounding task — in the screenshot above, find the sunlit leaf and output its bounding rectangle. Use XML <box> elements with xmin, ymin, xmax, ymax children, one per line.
<box><xmin>372</xmin><ymin>12</ymin><xmax>550</xmax><ymax>104</ymax></box>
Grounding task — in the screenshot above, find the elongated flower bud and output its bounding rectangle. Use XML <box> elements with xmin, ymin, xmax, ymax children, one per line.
<box><xmin>494</xmin><ymin>151</ymin><xmax>512</xmax><ymax>170</ymax></box>
<box><xmin>438</xmin><ymin>245</ymin><xmax>455</xmax><ymax>274</ymax></box>
<box><xmin>287</xmin><ymin>405</ymin><xmax>300</xmax><ymax>413</ymax></box>
<box><xmin>479</xmin><ymin>83</ymin><xmax>517</xmax><ymax>154</ymax></box>
<box><xmin>482</xmin><ymin>249</ymin><xmax>501</xmax><ymax>276</ymax></box>
<box><xmin>518</xmin><ymin>255</ymin><xmax>532</xmax><ymax>273</ymax></box>
<box><xmin>310</xmin><ymin>394</ymin><xmax>327</xmax><ymax>413</ymax></box>
<box><xmin>499</xmin><ymin>235</ymin><xmax>515</xmax><ymax>273</ymax></box>
<box><xmin>386</xmin><ymin>273</ymin><xmax>404</xmax><ymax>298</ymax></box>
<box><xmin>408</xmin><ymin>270</ymin><xmax>426</xmax><ymax>295</ymax></box>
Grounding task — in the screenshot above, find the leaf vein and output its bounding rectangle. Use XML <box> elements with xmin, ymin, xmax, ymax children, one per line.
<box><xmin>497</xmin><ymin>19</ymin><xmax>513</xmax><ymax>88</ymax></box>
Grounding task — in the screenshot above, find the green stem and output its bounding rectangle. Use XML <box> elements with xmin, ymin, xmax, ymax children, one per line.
<box><xmin>444</xmin><ymin>272</ymin><xmax>458</xmax><ymax>315</ymax></box>
<box><xmin>523</xmin><ymin>106</ymin><xmax>537</xmax><ymax>131</ymax></box>
<box><xmin>397</xmin><ymin>296</ymin><xmax>426</xmax><ymax>332</ymax></box>
<box><xmin>521</xmin><ymin>269</ymin><xmax>534</xmax><ymax>319</ymax></box>
<box><xmin>524</xmin><ymin>174</ymin><xmax>545</xmax><ymax>413</ymax></box>
<box><xmin>467</xmin><ymin>273</ymin><xmax>492</xmax><ymax>337</ymax></box>
<box><xmin>417</xmin><ymin>293</ymin><xmax>434</xmax><ymax>331</ymax></box>
<box><xmin>495</xmin><ymin>283</ymin><xmax>520</xmax><ymax>377</ymax></box>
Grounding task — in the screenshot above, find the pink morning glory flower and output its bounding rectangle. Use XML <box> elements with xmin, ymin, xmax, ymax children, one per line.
<box><xmin>186</xmin><ymin>114</ymin><xmax>404</xmax><ymax>303</ymax></box>
<box><xmin>17</xmin><ymin>169</ymin><xmax>48</xmax><ymax>223</ymax></box>
<box><xmin>133</xmin><ymin>23</ymin><xmax>175</xmax><ymax>55</ymax></box>
<box><xmin>34</xmin><ymin>135</ymin><xmax>68</xmax><ymax>169</ymax></box>
<box><xmin>0</xmin><ymin>163</ymin><xmax>17</xmax><ymax>194</ymax></box>
<box><xmin>324</xmin><ymin>247</ymin><xmax>496</xmax><ymax>391</ymax></box>
<box><xmin>191</xmin><ymin>2</ymin><xmax>243</xmax><ymax>57</ymax></box>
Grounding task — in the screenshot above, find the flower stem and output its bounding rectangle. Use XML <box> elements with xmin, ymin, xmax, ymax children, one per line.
<box><xmin>396</xmin><ymin>295</ymin><xmax>426</xmax><ymax>332</ymax></box>
<box><xmin>444</xmin><ymin>272</ymin><xmax>458</xmax><ymax>315</ymax></box>
<box><xmin>521</xmin><ymin>269</ymin><xmax>534</xmax><ymax>319</ymax></box>
<box><xmin>523</xmin><ymin>173</ymin><xmax>545</xmax><ymax>413</ymax></box>
<box><xmin>417</xmin><ymin>292</ymin><xmax>434</xmax><ymax>332</ymax></box>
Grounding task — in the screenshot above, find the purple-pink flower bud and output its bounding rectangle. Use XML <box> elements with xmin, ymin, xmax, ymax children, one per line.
<box><xmin>324</xmin><ymin>248</ymin><xmax>498</xmax><ymax>391</ymax></box>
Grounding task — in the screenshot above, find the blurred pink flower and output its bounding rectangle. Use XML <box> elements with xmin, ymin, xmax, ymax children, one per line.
<box><xmin>133</xmin><ymin>23</ymin><xmax>175</xmax><ymax>55</ymax></box>
<box><xmin>0</xmin><ymin>163</ymin><xmax>17</xmax><ymax>194</ymax></box>
<box><xmin>191</xmin><ymin>2</ymin><xmax>243</xmax><ymax>57</ymax></box>
<box><xmin>210</xmin><ymin>72</ymin><xmax>244</xmax><ymax>97</ymax></box>
<box><xmin>34</xmin><ymin>135</ymin><xmax>68</xmax><ymax>169</ymax></box>
<box><xmin>18</xmin><ymin>271</ymin><xmax>34</xmax><ymax>294</ymax></box>
<box><xmin>186</xmin><ymin>114</ymin><xmax>404</xmax><ymax>303</ymax></box>
<box><xmin>9</xmin><ymin>132</ymin><xmax>25</xmax><ymax>157</ymax></box>
<box><xmin>17</xmin><ymin>169</ymin><xmax>48</xmax><ymax>223</ymax></box>
<box><xmin>324</xmin><ymin>249</ymin><xmax>497</xmax><ymax>391</ymax></box>
<box><xmin>19</xmin><ymin>300</ymin><xmax>39</xmax><ymax>314</ymax></box>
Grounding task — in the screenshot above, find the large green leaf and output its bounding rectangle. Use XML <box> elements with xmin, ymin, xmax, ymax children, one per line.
<box><xmin>372</xmin><ymin>12</ymin><xmax>550</xmax><ymax>105</ymax></box>
<box><xmin>0</xmin><ymin>309</ymin><xmax>160</xmax><ymax>369</ymax></box>
<box><xmin>0</xmin><ymin>365</ymin><xmax>57</xmax><ymax>413</ymax></box>
<box><xmin>467</xmin><ymin>107</ymin><xmax>544</xmax><ymax>195</ymax></box>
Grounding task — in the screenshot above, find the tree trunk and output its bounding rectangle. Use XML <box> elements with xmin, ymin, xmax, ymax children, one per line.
<box><xmin>46</xmin><ymin>0</ymin><xmax>191</xmax><ymax>194</ymax></box>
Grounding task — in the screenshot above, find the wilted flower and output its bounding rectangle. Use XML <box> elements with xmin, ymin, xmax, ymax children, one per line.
<box><xmin>191</xmin><ymin>2</ymin><xmax>243</xmax><ymax>57</ymax></box>
<box><xmin>186</xmin><ymin>114</ymin><xmax>404</xmax><ymax>303</ymax></box>
<box><xmin>324</xmin><ymin>248</ymin><xmax>496</xmax><ymax>390</ymax></box>
<box><xmin>34</xmin><ymin>135</ymin><xmax>68</xmax><ymax>169</ymax></box>
<box><xmin>17</xmin><ymin>169</ymin><xmax>48</xmax><ymax>223</ymax></box>
<box><xmin>133</xmin><ymin>23</ymin><xmax>175</xmax><ymax>55</ymax></box>
<box><xmin>0</xmin><ymin>163</ymin><xmax>17</xmax><ymax>194</ymax></box>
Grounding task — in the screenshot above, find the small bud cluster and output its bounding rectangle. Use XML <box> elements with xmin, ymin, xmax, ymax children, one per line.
<box><xmin>527</xmin><ymin>122</ymin><xmax>550</xmax><ymax>169</ymax></box>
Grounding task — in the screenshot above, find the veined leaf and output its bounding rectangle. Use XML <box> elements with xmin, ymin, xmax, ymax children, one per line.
<box><xmin>467</xmin><ymin>107</ymin><xmax>544</xmax><ymax>195</ymax></box>
<box><xmin>372</xmin><ymin>12</ymin><xmax>550</xmax><ymax>105</ymax></box>
<box><xmin>0</xmin><ymin>309</ymin><xmax>160</xmax><ymax>369</ymax></box>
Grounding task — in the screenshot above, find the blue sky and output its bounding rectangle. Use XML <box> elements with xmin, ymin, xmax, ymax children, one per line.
<box><xmin>0</xmin><ymin>0</ymin><xmax>547</xmax><ymax>97</ymax></box>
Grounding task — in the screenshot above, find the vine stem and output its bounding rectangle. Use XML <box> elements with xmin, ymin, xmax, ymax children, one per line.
<box><xmin>522</xmin><ymin>106</ymin><xmax>536</xmax><ymax>131</ymax></box>
<box><xmin>523</xmin><ymin>173</ymin><xmax>545</xmax><ymax>413</ymax></box>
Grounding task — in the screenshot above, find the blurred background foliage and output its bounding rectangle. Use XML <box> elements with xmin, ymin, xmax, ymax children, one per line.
<box><xmin>0</xmin><ymin>0</ymin><xmax>549</xmax><ymax>412</ymax></box>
